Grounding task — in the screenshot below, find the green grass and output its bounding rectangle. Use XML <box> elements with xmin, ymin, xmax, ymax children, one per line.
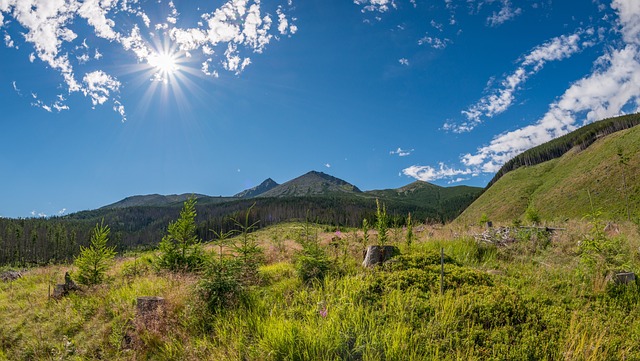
<box><xmin>1</xmin><ymin>222</ymin><xmax>640</xmax><ymax>360</ymax></box>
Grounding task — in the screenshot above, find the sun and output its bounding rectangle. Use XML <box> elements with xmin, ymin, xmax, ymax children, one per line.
<box><xmin>148</xmin><ymin>51</ymin><xmax>179</xmax><ymax>83</ymax></box>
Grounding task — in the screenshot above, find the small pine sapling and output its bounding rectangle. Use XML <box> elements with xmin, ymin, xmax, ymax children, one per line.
<box><xmin>405</xmin><ymin>213</ymin><xmax>414</xmax><ymax>249</ymax></box>
<box><xmin>375</xmin><ymin>199</ymin><xmax>389</xmax><ymax>247</ymax></box>
<box><xmin>74</xmin><ymin>220</ymin><xmax>116</xmax><ymax>286</ymax></box>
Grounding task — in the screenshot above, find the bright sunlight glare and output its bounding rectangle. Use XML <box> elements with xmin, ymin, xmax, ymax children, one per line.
<box><xmin>148</xmin><ymin>51</ymin><xmax>178</xmax><ymax>83</ymax></box>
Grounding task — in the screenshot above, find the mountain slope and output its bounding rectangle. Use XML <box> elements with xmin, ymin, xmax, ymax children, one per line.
<box><xmin>455</xmin><ymin>122</ymin><xmax>640</xmax><ymax>224</ymax></box>
<box><xmin>366</xmin><ymin>181</ymin><xmax>482</xmax><ymax>220</ymax></box>
<box><xmin>101</xmin><ymin>193</ymin><xmax>208</xmax><ymax>209</ymax></box>
<box><xmin>234</xmin><ymin>178</ymin><xmax>279</xmax><ymax>198</ymax></box>
<box><xmin>259</xmin><ymin>171</ymin><xmax>362</xmax><ymax>197</ymax></box>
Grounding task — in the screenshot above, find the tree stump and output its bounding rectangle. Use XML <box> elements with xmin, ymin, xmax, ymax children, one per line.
<box><xmin>52</xmin><ymin>272</ymin><xmax>80</xmax><ymax>299</ymax></box>
<box><xmin>614</xmin><ymin>272</ymin><xmax>636</xmax><ymax>285</ymax></box>
<box><xmin>0</xmin><ymin>270</ymin><xmax>22</xmax><ymax>282</ymax></box>
<box><xmin>362</xmin><ymin>245</ymin><xmax>399</xmax><ymax>268</ymax></box>
<box><xmin>136</xmin><ymin>296</ymin><xmax>165</xmax><ymax>330</ymax></box>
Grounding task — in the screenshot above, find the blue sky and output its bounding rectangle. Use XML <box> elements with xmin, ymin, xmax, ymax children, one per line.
<box><xmin>1</xmin><ymin>0</ymin><xmax>639</xmax><ymax>218</ymax></box>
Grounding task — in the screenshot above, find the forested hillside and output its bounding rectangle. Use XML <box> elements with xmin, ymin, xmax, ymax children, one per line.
<box><xmin>456</xmin><ymin>120</ymin><xmax>640</xmax><ymax>224</ymax></box>
<box><xmin>486</xmin><ymin>113</ymin><xmax>640</xmax><ymax>189</ymax></box>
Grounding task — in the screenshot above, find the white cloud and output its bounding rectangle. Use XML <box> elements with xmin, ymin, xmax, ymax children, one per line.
<box><xmin>4</xmin><ymin>33</ymin><xmax>14</xmax><ymax>48</ymax></box>
<box><xmin>325</xmin><ymin>163</ymin><xmax>331</xmax><ymax>168</ymax></box>
<box><xmin>390</xmin><ymin>147</ymin><xmax>413</xmax><ymax>156</ymax></box>
<box><xmin>461</xmin><ymin>44</ymin><xmax>640</xmax><ymax>175</ymax></box>
<box><xmin>12</xmin><ymin>81</ymin><xmax>20</xmax><ymax>95</ymax></box>
<box><xmin>445</xmin><ymin>30</ymin><xmax>591</xmax><ymax>133</ymax></box>
<box><xmin>612</xmin><ymin>0</ymin><xmax>640</xmax><ymax>45</ymax></box>
<box><xmin>82</xmin><ymin>70</ymin><xmax>121</xmax><ymax>106</ymax></box>
<box><xmin>354</xmin><ymin>0</ymin><xmax>397</xmax><ymax>13</ymax></box>
<box><xmin>398</xmin><ymin>58</ymin><xmax>409</xmax><ymax>66</ymax></box>
<box><xmin>402</xmin><ymin>163</ymin><xmax>473</xmax><ymax>182</ymax></box>
<box><xmin>57</xmin><ymin>208</ymin><xmax>67</xmax><ymax>215</ymax></box>
<box><xmin>418</xmin><ymin>35</ymin><xmax>451</xmax><ymax>49</ymax></box>
<box><xmin>486</xmin><ymin>0</ymin><xmax>522</xmax><ymax>27</ymax></box>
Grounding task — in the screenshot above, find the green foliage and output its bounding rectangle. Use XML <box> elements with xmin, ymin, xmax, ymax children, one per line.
<box><xmin>524</xmin><ymin>205</ymin><xmax>541</xmax><ymax>225</ymax></box>
<box><xmin>230</xmin><ymin>203</ymin><xmax>264</xmax><ymax>283</ymax></box>
<box><xmin>210</xmin><ymin>227</ymin><xmax>235</xmax><ymax>261</ymax></box>
<box><xmin>295</xmin><ymin>234</ymin><xmax>330</xmax><ymax>284</ymax></box>
<box><xmin>478</xmin><ymin>212</ymin><xmax>490</xmax><ymax>226</ymax></box>
<box><xmin>515</xmin><ymin>227</ymin><xmax>551</xmax><ymax>254</ymax></box>
<box><xmin>361</xmin><ymin>218</ymin><xmax>370</xmax><ymax>251</ymax></box>
<box><xmin>405</xmin><ymin>213</ymin><xmax>414</xmax><ymax>248</ymax></box>
<box><xmin>74</xmin><ymin>221</ymin><xmax>116</xmax><ymax>285</ymax></box>
<box><xmin>156</xmin><ymin>197</ymin><xmax>206</xmax><ymax>273</ymax></box>
<box><xmin>198</xmin><ymin>258</ymin><xmax>246</xmax><ymax>314</ymax></box>
<box><xmin>579</xmin><ymin>209</ymin><xmax>631</xmax><ymax>276</ymax></box>
<box><xmin>375</xmin><ymin>199</ymin><xmax>388</xmax><ymax>246</ymax></box>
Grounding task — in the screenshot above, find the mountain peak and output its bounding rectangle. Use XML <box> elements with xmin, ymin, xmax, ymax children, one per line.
<box><xmin>259</xmin><ymin>170</ymin><xmax>361</xmax><ymax>197</ymax></box>
<box><xmin>234</xmin><ymin>178</ymin><xmax>280</xmax><ymax>198</ymax></box>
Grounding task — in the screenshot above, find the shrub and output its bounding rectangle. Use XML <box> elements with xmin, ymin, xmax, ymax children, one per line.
<box><xmin>295</xmin><ymin>242</ymin><xmax>330</xmax><ymax>284</ymax></box>
<box><xmin>74</xmin><ymin>221</ymin><xmax>116</xmax><ymax>285</ymax></box>
<box><xmin>198</xmin><ymin>258</ymin><xmax>245</xmax><ymax>314</ymax></box>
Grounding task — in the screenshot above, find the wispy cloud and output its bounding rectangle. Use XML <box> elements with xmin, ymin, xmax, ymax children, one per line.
<box><xmin>486</xmin><ymin>0</ymin><xmax>522</xmax><ymax>27</ymax></box>
<box><xmin>402</xmin><ymin>163</ymin><xmax>473</xmax><ymax>182</ymax></box>
<box><xmin>354</xmin><ymin>0</ymin><xmax>397</xmax><ymax>13</ymax></box>
<box><xmin>390</xmin><ymin>147</ymin><xmax>414</xmax><ymax>156</ymax></box>
<box><xmin>444</xmin><ymin>29</ymin><xmax>593</xmax><ymax>133</ymax></box>
<box><xmin>398</xmin><ymin>58</ymin><xmax>409</xmax><ymax>66</ymax></box>
<box><xmin>418</xmin><ymin>35</ymin><xmax>451</xmax><ymax>49</ymax></box>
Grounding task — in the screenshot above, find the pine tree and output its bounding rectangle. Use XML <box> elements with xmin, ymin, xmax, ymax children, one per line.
<box><xmin>157</xmin><ymin>197</ymin><xmax>205</xmax><ymax>272</ymax></box>
<box><xmin>375</xmin><ymin>199</ymin><xmax>388</xmax><ymax>246</ymax></box>
<box><xmin>74</xmin><ymin>221</ymin><xmax>116</xmax><ymax>285</ymax></box>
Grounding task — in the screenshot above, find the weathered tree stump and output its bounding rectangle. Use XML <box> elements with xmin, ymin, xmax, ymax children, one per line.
<box><xmin>0</xmin><ymin>270</ymin><xmax>22</xmax><ymax>282</ymax></box>
<box><xmin>614</xmin><ymin>272</ymin><xmax>636</xmax><ymax>285</ymax></box>
<box><xmin>136</xmin><ymin>296</ymin><xmax>166</xmax><ymax>330</ymax></box>
<box><xmin>52</xmin><ymin>272</ymin><xmax>80</xmax><ymax>299</ymax></box>
<box><xmin>362</xmin><ymin>245</ymin><xmax>400</xmax><ymax>268</ymax></box>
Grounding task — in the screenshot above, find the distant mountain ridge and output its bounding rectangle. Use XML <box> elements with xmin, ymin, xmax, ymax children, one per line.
<box><xmin>101</xmin><ymin>193</ymin><xmax>208</xmax><ymax>209</ymax></box>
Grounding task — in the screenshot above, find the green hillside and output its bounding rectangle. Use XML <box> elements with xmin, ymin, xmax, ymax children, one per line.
<box><xmin>456</xmin><ymin>123</ymin><xmax>640</xmax><ymax>225</ymax></box>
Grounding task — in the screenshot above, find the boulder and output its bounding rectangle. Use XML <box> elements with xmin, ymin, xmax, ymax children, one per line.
<box><xmin>362</xmin><ymin>245</ymin><xmax>400</xmax><ymax>268</ymax></box>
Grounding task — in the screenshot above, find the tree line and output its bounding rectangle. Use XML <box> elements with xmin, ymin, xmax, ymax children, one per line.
<box><xmin>0</xmin><ymin>193</ymin><xmax>474</xmax><ymax>267</ymax></box>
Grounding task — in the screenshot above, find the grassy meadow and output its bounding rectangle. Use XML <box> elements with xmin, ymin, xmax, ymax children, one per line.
<box><xmin>1</xmin><ymin>219</ymin><xmax>640</xmax><ymax>360</ymax></box>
